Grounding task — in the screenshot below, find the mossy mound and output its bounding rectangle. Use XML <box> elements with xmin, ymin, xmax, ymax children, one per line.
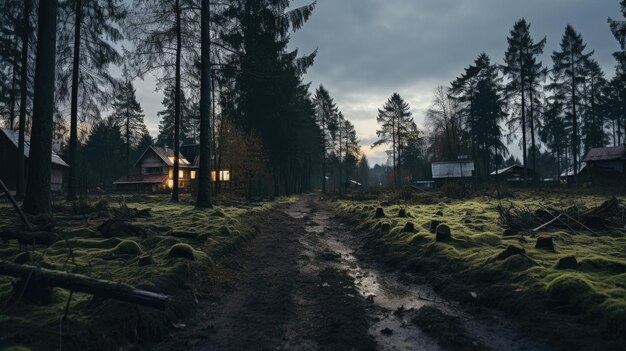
<box><xmin>546</xmin><ymin>274</ymin><xmax>601</xmax><ymax>310</ymax></box>
<box><xmin>168</xmin><ymin>243</ymin><xmax>196</xmax><ymax>261</ymax></box>
<box><xmin>111</xmin><ymin>240</ymin><xmax>143</xmax><ymax>256</ymax></box>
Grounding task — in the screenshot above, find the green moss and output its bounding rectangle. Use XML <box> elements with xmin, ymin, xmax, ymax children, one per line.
<box><xmin>473</xmin><ymin>233</ymin><xmax>501</xmax><ymax>246</ymax></box>
<box><xmin>168</xmin><ymin>243</ymin><xmax>196</xmax><ymax>260</ymax></box>
<box><xmin>111</xmin><ymin>240</ymin><xmax>143</xmax><ymax>256</ymax></box>
<box><xmin>546</xmin><ymin>274</ymin><xmax>602</xmax><ymax>309</ymax></box>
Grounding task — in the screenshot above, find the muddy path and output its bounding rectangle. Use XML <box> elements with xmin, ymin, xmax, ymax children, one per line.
<box><xmin>152</xmin><ymin>198</ymin><xmax>548</xmax><ymax>350</ymax></box>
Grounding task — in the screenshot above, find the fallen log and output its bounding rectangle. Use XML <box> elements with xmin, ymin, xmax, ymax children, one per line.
<box><xmin>0</xmin><ymin>260</ymin><xmax>168</xmax><ymax>310</ymax></box>
<box><xmin>0</xmin><ymin>230</ymin><xmax>58</xmax><ymax>246</ymax></box>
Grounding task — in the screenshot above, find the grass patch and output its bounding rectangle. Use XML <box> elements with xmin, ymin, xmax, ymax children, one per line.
<box><xmin>0</xmin><ymin>194</ymin><xmax>283</xmax><ymax>350</ymax></box>
<box><xmin>330</xmin><ymin>191</ymin><xmax>626</xmax><ymax>339</ymax></box>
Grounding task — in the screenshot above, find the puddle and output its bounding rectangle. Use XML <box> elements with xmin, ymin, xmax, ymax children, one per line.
<box><xmin>291</xmin><ymin>202</ymin><xmax>549</xmax><ymax>351</ymax></box>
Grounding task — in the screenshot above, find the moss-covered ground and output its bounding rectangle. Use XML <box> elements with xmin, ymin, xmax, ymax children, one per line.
<box><xmin>0</xmin><ymin>194</ymin><xmax>286</xmax><ymax>350</ymax></box>
<box><xmin>330</xmin><ymin>190</ymin><xmax>626</xmax><ymax>346</ymax></box>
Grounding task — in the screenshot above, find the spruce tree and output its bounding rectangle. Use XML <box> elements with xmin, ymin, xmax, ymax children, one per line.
<box><xmin>156</xmin><ymin>85</ymin><xmax>190</xmax><ymax>148</ymax></box>
<box><xmin>56</xmin><ymin>0</ymin><xmax>126</xmax><ymax>200</ymax></box>
<box><xmin>548</xmin><ymin>25</ymin><xmax>594</xmax><ymax>180</ymax></box>
<box><xmin>502</xmin><ymin>19</ymin><xmax>547</xmax><ymax>186</ymax></box>
<box><xmin>373</xmin><ymin>93</ymin><xmax>413</xmax><ymax>188</ymax></box>
<box><xmin>313</xmin><ymin>85</ymin><xmax>338</xmax><ymax>193</ymax></box>
<box><xmin>109</xmin><ymin>80</ymin><xmax>147</xmax><ymax>173</ymax></box>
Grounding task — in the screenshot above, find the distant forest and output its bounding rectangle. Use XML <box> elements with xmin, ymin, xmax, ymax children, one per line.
<box><xmin>0</xmin><ymin>0</ymin><xmax>625</xmax><ymax>215</ymax></box>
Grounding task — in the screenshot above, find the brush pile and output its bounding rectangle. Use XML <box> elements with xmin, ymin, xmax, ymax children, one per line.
<box><xmin>497</xmin><ymin>196</ymin><xmax>626</xmax><ymax>234</ymax></box>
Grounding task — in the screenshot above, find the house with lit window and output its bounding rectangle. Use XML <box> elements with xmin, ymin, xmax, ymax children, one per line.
<box><xmin>113</xmin><ymin>145</ymin><xmax>230</xmax><ymax>192</ymax></box>
<box><xmin>113</xmin><ymin>146</ymin><xmax>197</xmax><ymax>192</ymax></box>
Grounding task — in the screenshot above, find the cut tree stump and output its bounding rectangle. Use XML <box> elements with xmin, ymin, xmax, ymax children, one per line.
<box><xmin>374</xmin><ymin>208</ymin><xmax>385</xmax><ymax>218</ymax></box>
<box><xmin>0</xmin><ymin>260</ymin><xmax>168</xmax><ymax>310</ymax></box>
<box><xmin>398</xmin><ymin>209</ymin><xmax>407</xmax><ymax>218</ymax></box>
<box><xmin>495</xmin><ymin>245</ymin><xmax>525</xmax><ymax>261</ymax></box>
<box><xmin>402</xmin><ymin>222</ymin><xmax>415</xmax><ymax>233</ymax></box>
<box><xmin>435</xmin><ymin>224</ymin><xmax>452</xmax><ymax>242</ymax></box>
<box><xmin>429</xmin><ymin>220</ymin><xmax>441</xmax><ymax>233</ymax></box>
<box><xmin>535</xmin><ymin>235</ymin><xmax>556</xmax><ymax>252</ymax></box>
<box><xmin>556</xmin><ymin>256</ymin><xmax>578</xmax><ymax>270</ymax></box>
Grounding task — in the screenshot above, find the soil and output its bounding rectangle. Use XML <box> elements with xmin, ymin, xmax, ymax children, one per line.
<box><xmin>151</xmin><ymin>197</ymin><xmax>548</xmax><ymax>351</ymax></box>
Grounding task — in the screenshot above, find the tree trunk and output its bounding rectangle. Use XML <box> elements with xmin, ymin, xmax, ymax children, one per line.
<box><xmin>9</xmin><ymin>37</ymin><xmax>18</xmax><ymax>131</ymax></box>
<box><xmin>196</xmin><ymin>0</ymin><xmax>212</xmax><ymax>208</ymax></box>
<box><xmin>67</xmin><ymin>0</ymin><xmax>82</xmax><ymax>201</ymax></box>
<box><xmin>570</xmin><ymin>50</ymin><xmax>578</xmax><ymax>184</ymax></box>
<box><xmin>530</xmin><ymin>88</ymin><xmax>536</xmax><ymax>186</ymax></box>
<box><xmin>0</xmin><ymin>260</ymin><xmax>168</xmax><ymax>310</ymax></box>
<box><xmin>171</xmin><ymin>0</ymin><xmax>182</xmax><ymax>202</ymax></box>
<box><xmin>16</xmin><ymin>0</ymin><xmax>31</xmax><ymax>201</ymax></box>
<box><xmin>22</xmin><ymin>0</ymin><xmax>58</xmax><ymax>216</ymax></box>
<box><xmin>520</xmin><ymin>53</ymin><xmax>527</xmax><ymax>187</ymax></box>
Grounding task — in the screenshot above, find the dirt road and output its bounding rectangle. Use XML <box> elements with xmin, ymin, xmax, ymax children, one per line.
<box><xmin>153</xmin><ymin>198</ymin><xmax>547</xmax><ymax>351</ymax></box>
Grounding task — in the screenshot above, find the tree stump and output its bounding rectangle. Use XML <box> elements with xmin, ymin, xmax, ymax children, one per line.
<box><xmin>402</xmin><ymin>222</ymin><xmax>415</xmax><ymax>233</ymax></box>
<box><xmin>428</xmin><ymin>220</ymin><xmax>441</xmax><ymax>233</ymax></box>
<box><xmin>435</xmin><ymin>224</ymin><xmax>452</xmax><ymax>242</ymax></box>
<box><xmin>398</xmin><ymin>209</ymin><xmax>407</xmax><ymax>218</ymax></box>
<box><xmin>556</xmin><ymin>256</ymin><xmax>578</xmax><ymax>270</ymax></box>
<box><xmin>374</xmin><ymin>207</ymin><xmax>385</xmax><ymax>218</ymax></box>
<box><xmin>435</xmin><ymin>210</ymin><xmax>444</xmax><ymax>217</ymax></box>
<box><xmin>535</xmin><ymin>235</ymin><xmax>555</xmax><ymax>252</ymax></box>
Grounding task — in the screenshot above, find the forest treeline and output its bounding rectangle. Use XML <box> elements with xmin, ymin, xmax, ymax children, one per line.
<box><xmin>0</xmin><ymin>1</ymin><xmax>625</xmax><ymax>217</ymax></box>
<box><xmin>0</xmin><ymin>0</ymin><xmax>359</xmax><ymax>216</ymax></box>
<box><xmin>390</xmin><ymin>6</ymin><xmax>626</xmax><ymax>186</ymax></box>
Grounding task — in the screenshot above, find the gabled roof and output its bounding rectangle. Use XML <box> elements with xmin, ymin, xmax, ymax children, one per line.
<box><xmin>134</xmin><ymin>146</ymin><xmax>195</xmax><ymax>168</ymax></box>
<box><xmin>560</xmin><ymin>162</ymin><xmax>587</xmax><ymax>177</ymax></box>
<box><xmin>431</xmin><ymin>160</ymin><xmax>474</xmax><ymax>179</ymax></box>
<box><xmin>489</xmin><ymin>164</ymin><xmax>533</xmax><ymax>176</ymax></box>
<box><xmin>0</xmin><ymin>128</ymin><xmax>69</xmax><ymax>167</ymax></box>
<box><xmin>583</xmin><ymin>145</ymin><xmax>626</xmax><ymax>162</ymax></box>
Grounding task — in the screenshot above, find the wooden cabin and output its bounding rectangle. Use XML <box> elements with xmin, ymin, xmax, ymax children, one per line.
<box><xmin>581</xmin><ymin>145</ymin><xmax>626</xmax><ymax>183</ymax></box>
<box><xmin>113</xmin><ymin>146</ymin><xmax>197</xmax><ymax>192</ymax></box>
<box><xmin>0</xmin><ymin>128</ymin><xmax>69</xmax><ymax>193</ymax></box>
<box><xmin>490</xmin><ymin>164</ymin><xmax>536</xmax><ymax>185</ymax></box>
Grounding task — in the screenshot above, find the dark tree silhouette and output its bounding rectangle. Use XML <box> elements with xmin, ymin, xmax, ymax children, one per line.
<box><xmin>373</xmin><ymin>93</ymin><xmax>413</xmax><ymax>188</ymax></box>
<box><xmin>23</xmin><ymin>0</ymin><xmax>58</xmax><ymax>216</ymax></box>
<box><xmin>156</xmin><ymin>85</ymin><xmax>190</xmax><ymax>148</ymax></box>
<box><xmin>196</xmin><ymin>0</ymin><xmax>212</xmax><ymax>208</ymax></box>
<box><xmin>502</xmin><ymin>19</ymin><xmax>546</xmax><ymax>186</ymax></box>
<box><xmin>56</xmin><ymin>0</ymin><xmax>126</xmax><ymax>200</ymax></box>
<box><xmin>548</xmin><ymin>25</ymin><xmax>594</xmax><ymax>180</ymax></box>
<box><xmin>16</xmin><ymin>0</ymin><xmax>32</xmax><ymax>201</ymax></box>
<box><xmin>108</xmin><ymin>79</ymin><xmax>147</xmax><ymax>173</ymax></box>
<box><xmin>313</xmin><ymin>85</ymin><xmax>338</xmax><ymax>193</ymax></box>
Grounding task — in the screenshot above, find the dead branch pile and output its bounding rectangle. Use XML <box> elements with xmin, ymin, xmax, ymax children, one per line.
<box><xmin>497</xmin><ymin>197</ymin><xmax>625</xmax><ymax>234</ymax></box>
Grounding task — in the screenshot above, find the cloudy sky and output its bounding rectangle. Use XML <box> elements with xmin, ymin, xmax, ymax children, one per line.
<box><xmin>136</xmin><ymin>0</ymin><xmax>623</xmax><ymax>165</ymax></box>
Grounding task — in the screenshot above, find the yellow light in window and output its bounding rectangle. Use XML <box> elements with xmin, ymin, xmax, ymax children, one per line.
<box><xmin>168</xmin><ymin>168</ymin><xmax>173</xmax><ymax>178</ymax></box>
<box><xmin>221</xmin><ymin>170</ymin><xmax>230</xmax><ymax>182</ymax></box>
<box><xmin>179</xmin><ymin>170</ymin><xmax>184</xmax><ymax>178</ymax></box>
<box><xmin>191</xmin><ymin>170</ymin><xmax>196</xmax><ymax>179</ymax></box>
<box><xmin>167</xmin><ymin>179</ymin><xmax>174</xmax><ymax>188</ymax></box>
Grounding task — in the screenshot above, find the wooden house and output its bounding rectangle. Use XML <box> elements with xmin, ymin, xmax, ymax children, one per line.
<box><xmin>431</xmin><ymin>160</ymin><xmax>474</xmax><ymax>186</ymax></box>
<box><xmin>0</xmin><ymin>128</ymin><xmax>69</xmax><ymax>192</ymax></box>
<box><xmin>490</xmin><ymin>164</ymin><xmax>536</xmax><ymax>184</ymax></box>
<box><xmin>113</xmin><ymin>146</ymin><xmax>197</xmax><ymax>192</ymax></box>
<box><xmin>581</xmin><ymin>145</ymin><xmax>626</xmax><ymax>183</ymax></box>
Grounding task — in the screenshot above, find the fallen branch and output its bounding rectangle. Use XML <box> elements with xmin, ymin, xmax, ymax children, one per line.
<box><xmin>532</xmin><ymin>214</ymin><xmax>563</xmax><ymax>233</ymax></box>
<box><xmin>540</xmin><ymin>205</ymin><xmax>598</xmax><ymax>237</ymax></box>
<box><xmin>0</xmin><ymin>178</ymin><xmax>33</xmax><ymax>231</ymax></box>
<box><xmin>0</xmin><ymin>260</ymin><xmax>168</xmax><ymax>310</ymax></box>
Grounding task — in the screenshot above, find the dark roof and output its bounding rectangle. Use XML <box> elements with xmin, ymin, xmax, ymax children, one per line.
<box><xmin>180</xmin><ymin>144</ymin><xmax>199</xmax><ymax>167</ymax></box>
<box><xmin>0</xmin><ymin>128</ymin><xmax>69</xmax><ymax>167</ymax></box>
<box><xmin>489</xmin><ymin>164</ymin><xmax>533</xmax><ymax>176</ymax></box>
<box><xmin>113</xmin><ymin>174</ymin><xmax>168</xmax><ymax>184</ymax></box>
<box><xmin>583</xmin><ymin>146</ymin><xmax>626</xmax><ymax>162</ymax></box>
<box><xmin>134</xmin><ymin>146</ymin><xmax>195</xmax><ymax>168</ymax></box>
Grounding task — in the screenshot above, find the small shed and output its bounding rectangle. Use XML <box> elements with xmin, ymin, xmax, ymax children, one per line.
<box><xmin>490</xmin><ymin>164</ymin><xmax>535</xmax><ymax>183</ymax></box>
<box><xmin>0</xmin><ymin>128</ymin><xmax>69</xmax><ymax>192</ymax></box>
<box><xmin>431</xmin><ymin>160</ymin><xmax>475</xmax><ymax>180</ymax></box>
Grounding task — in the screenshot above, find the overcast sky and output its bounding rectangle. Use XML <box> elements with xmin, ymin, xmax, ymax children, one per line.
<box><xmin>136</xmin><ymin>0</ymin><xmax>623</xmax><ymax>165</ymax></box>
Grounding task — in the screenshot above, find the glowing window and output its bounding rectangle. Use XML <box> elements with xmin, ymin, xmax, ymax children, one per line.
<box><xmin>179</xmin><ymin>170</ymin><xmax>184</xmax><ymax>178</ymax></box>
<box><xmin>211</xmin><ymin>170</ymin><xmax>231</xmax><ymax>182</ymax></box>
<box><xmin>190</xmin><ymin>170</ymin><xmax>196</xmax><ymax>179</ymax></box>
<box><xmin>167</xmin><ymin>179</ymin><xmax>174</xmax><ymax>188</ymax></box>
